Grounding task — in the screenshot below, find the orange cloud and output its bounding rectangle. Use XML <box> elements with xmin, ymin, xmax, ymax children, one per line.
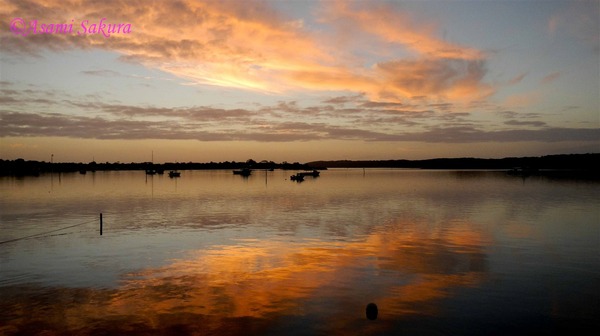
<box><xmin>322</xmin><ymin>0</ymin><xmax>485</xmax><ymax>61</ymax></box>
<box><xmin>375</xmin><ymin>58</ymin><xmax>492</xmax><ymax>100</ymax></box>
<box><xmin>0</xmin><ymin>0</ymin><xmax>493</xmax><ymax>103</ymax></box>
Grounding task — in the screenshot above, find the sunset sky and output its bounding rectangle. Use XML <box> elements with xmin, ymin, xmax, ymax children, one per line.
<box><xmin>1</xmin><ymin>0</ymin><xmax>598</xmax><ymax>163</ymax></box>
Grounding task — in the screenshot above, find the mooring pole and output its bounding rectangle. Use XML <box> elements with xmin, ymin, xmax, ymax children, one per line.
<box><xmin>100</xmin><ymin>213</ymin><xmax>103</xmax><ymax>235</ymax></box>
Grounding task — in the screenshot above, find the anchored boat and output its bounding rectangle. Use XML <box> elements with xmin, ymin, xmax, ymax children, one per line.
<box><xmin>233</xmin><ymin>168</ymin><xmax>252</xmax><ymax>176</ymax></box>
<box><xmin>290</xmin><ymin>174</ymin><xmax>305</xmax><ymax>182</ymax></box>
<box><xmin>298</xmin><ymin>170</ymin><xmax>320</xmax><ymax>177</ymax></box>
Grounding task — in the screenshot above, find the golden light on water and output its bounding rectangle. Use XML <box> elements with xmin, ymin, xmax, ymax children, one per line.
<box><xmin>0</xmin><ymin>216</ymin><xmax>490</xmax><ymax>334</ymax></box>
<box><xmin>1</xmin><ymin>170</ymin><xmax>598</xmax><ymax>335</ymax></box>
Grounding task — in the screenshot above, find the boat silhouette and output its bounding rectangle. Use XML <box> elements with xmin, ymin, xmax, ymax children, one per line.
<box><xmin>290</xmin><ymin>174</ymin><xmax>304</xmax><ymax>182</ymax></box>
<box><xmin>233</xmin><ymin>168</ymin><xmax>252</xmax><ymax>176</ymax></box>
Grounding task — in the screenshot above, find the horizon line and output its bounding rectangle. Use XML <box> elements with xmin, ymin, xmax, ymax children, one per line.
<box><xmin>2</xmin><ymin>152</ymin><xmax>598</xmax><ymax>165</ymax></box>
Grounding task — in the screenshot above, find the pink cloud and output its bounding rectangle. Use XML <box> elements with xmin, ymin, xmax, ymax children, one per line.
<box><xmin>541</xmin><ymin>72</ymin><xmax>560</xmax><ymax>85</ymax></box>
<box><xmin>508</xmin><ymin>73</ymin><xmax>527</xmax><ymax>85</ymax></box>
<box><xmin>547</xmin><ymin>15</ymin><xmax>560</xmax><ymax>36</ymax></box>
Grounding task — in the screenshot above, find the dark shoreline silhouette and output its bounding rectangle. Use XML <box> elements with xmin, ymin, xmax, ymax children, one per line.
<box><xmin>309</xmin><ymin>153</ymin><xmax>600</xmax><ymax>179</ymax></box>
<box><xmin>1</xmin><ymin>153</ymin><xmax>598</xmax><ymax>178</ymax></box>
<box><xmin>307</xmin><ymin>153</ymin><xmax>600</xmax><ymax>170</ymax></box>
<box><xmin>0</xmin><ymin>159</ymin><xmax>312</xmax><ymax>176</ymax></box>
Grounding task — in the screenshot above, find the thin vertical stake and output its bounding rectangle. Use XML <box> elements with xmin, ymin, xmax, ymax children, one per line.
<box><xmin>100</xmin><ymin>213</ymin><xmax>103</xmax><ymax>235</ymax></box>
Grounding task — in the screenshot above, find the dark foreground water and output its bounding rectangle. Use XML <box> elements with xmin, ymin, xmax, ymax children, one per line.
<box><xmin>1</xmin><ymin>169</ymin><xmax>598</xmax><ymax>335</ymax></box>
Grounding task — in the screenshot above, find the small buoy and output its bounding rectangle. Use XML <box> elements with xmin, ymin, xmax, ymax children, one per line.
<box><xmin>366</xmin><ymin>303</ymin><xmax>378</xmax><ymax>320</ymax></box>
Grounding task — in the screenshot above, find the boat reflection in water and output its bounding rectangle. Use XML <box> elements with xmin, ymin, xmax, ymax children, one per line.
<box><xmin>233</xmin><ymin>168</ymin><xmax>252</xmax><ymax>176</ymax></box>
<box><xmin>290</xmin><ymin>173</ymin><xmax>305</xmax><ymax>182</ymax></box>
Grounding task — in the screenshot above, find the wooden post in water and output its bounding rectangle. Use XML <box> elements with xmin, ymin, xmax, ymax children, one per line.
<box><xmin>100</xmin><ymin>213</ymin><xmax>103</xmax><ymax>235</ymax></box>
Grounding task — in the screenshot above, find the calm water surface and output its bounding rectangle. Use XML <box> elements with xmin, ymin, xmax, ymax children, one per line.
<box><xmin>1</xmin><ymin>169</ymin><xmax>598</xmax><ymax>335</ymax></box>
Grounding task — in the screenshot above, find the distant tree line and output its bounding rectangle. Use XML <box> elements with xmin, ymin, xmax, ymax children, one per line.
<box><xmin>308</xmin><ymin>153</ymin><xmax>600</xmax><ymax>170</ymax></box>
<box><xmin>0</xmin><ymin>158</ymin><xmax>314</xmax><ymax>176</ymax></box>
<box><xmin>1</xmin><ymin>153</ymin><xmax>598</xmax><ymax>177</ymax></box>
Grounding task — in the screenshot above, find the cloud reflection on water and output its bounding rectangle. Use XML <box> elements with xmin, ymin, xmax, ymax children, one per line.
<box><xmin>0</xmin><ymin>216</ymin><xmax>489</xmax><ymax>335</ymax></box>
